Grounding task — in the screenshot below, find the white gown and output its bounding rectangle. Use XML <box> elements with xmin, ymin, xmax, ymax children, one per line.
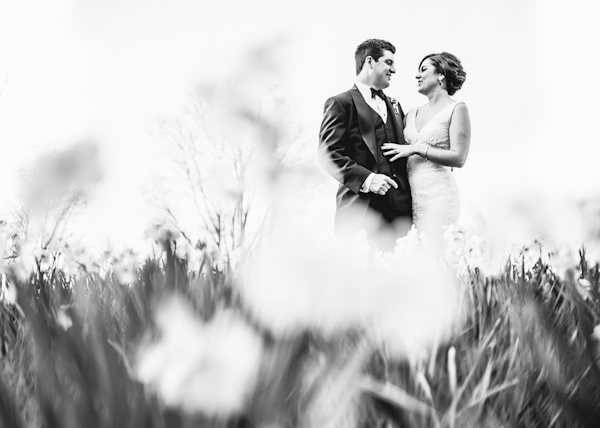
<box><xmin>404</xmin><ymin>102</ymin><xmax>462</xmax><ymax>241</ymax></box>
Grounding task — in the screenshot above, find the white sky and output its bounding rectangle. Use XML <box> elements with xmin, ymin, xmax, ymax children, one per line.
<box><xmin>0</xmin><ymin>0</ymin><xmax>599</xmax><ymax>250</ymax></box>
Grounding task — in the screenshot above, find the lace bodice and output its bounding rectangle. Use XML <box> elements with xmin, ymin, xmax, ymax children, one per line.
<box><xmin>405</xmin><ymin>102</ymin><xmax>462</xmax><ymax>149</ymax></box>
<box><xmin>403</xmin><ymin>102</ymin><xmax>463</xmax><ymax>241</ymax></box>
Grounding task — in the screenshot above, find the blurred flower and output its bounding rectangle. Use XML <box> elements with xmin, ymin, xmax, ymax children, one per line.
<box><xmin>134</xmin><ymin>297</ymin><xmax>263</xmax><ymax>416</ymax></box>
<box><xmin>174</xmin><ymin>239</ymin><xmax>189</xmax><ymax>260</ymax></box>
<box><xmin>12</xmin><ymin>242</ymin><xmax>38</xmax><ymax>282</ymax></box>
<box><xmin>362</xmin><ymin>246</ymin><xmax>461</xmax><ymax>361</ymax></box>
<box><xmin>462</xmin><ymin>235</ymin><xmax>488</xmax><ymax>270</ymax></box>
<box><xmin>447</xmin><ymin>346</ymin><xmax>457</xmax><ymax>396</ymax></box>
<box><xmin>227</xmin><ymin>246</ymin><xmax>242</xmax><ymax>270</ymax></box>
<box><xmin>578</xmin><ymin>278</ymin><xmax>591</xmax><ymax>289</ymax></box>
<box><xmin>584</xmin><ymin>242</ymin><xmax>600</xmax><ymax>268</ymax></box>
<box><xmin>443</xmin><ymin>226</ymin><xmax>505</xmax><ymax>277</ymax></box>
<box><xmin>59</xmin><ymin>245</ymin><xmax>102</xmax><ymax>277</ymax></box>
<box><xmin>146</xmin><ymin>223</ymin><xmax>181</xmax><ymax>244</ymax></box>
<box><xmin>517</xmin><ymin>240</ymin><xmax>550</xmax><ymax>273</ymax></box>
<box><xmin>56</xmin><ymin>305</ymin><xmax>73</xmax><ymax>331</ymax></box>
<box><xmin>213</xmin><ymin>249</ymin><xmax>226</xmax><ymax>272</ymax></box>
<box><xmin>183</xmin><ymin>239</ymin><xmax>226</xmax><ymax>273</ymax></box>
<box><xmin>0</xmin><ymin>225</ymin><xmax>11</xmax><ymax>268</ymax></box>
<box><xmin>549</xmin><ymin>244</ymin><xmax>579</xmax><ymax>280</ymax></box>
<box><xmin>443</xmin><ymin>226</ymin><xmax>467</xmax><ymax>266</ymax></box>
<box><xmin>575</xmin><ymin>278</ymin><xmax>592</xmax><ymax>300</ymax></box>
<box><xmin>592</xmin><ymin>324</ymin><xmax>600</xmax><ymax>342</ymax></box>
<box><xmin>239</xmin><ymin>233</ymin><xmax>366</xmax><ymax>338</ymax></box>
<box><xmin>186</xmin><ymin>245</ymin><xmax>206</xmax><ymax>273</ymax></box>
<box><xmin>112</xmin><ymin>249</ymin><xmax>139</xmax><ymax>285</ymax></box>
<box><xmin>1</xmin><ymin>273</ymin><xmax>17</xmax><ymax>305</ymax></box>
<box><xmin>590</xmin><ymin>325</ymin><xmax>600</xmax><ymax>368</ymax></box>
<box><xmin>145</xmin><ymin>224</ymin><xmax>229</xmax><ymax>273</ymax></box>
<box><xmin>240</xmin><ymin>227</ymin><xmax>462</xmax><ymax>361</ymax></box>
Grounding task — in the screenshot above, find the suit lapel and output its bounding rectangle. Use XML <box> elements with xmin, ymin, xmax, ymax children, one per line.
<box><xmin>349</xmin><ymin>86</ymin><xmax>378</xmax><ymax>158</ymax></box>
<box><xmin>383</xmin><ymin>97</ymin><xmax>406</xmax><ymax>145</ymax></box>
<box><xmin>383</xmin><ymin>96</ymin><xmax>410</xmax><ymax>190</ymax></box>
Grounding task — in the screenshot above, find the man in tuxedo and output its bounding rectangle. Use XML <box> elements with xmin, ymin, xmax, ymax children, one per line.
<box><xmin>319</xmin><ymin>39</ymin><xmax>412</xmax><ymax>250</ymax></box>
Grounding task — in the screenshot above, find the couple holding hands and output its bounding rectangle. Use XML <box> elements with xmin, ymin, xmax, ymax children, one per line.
<box><xmin>319</xmin><ymin>39</ymin><xmax>471</xmax><ymax>251</ymax></box>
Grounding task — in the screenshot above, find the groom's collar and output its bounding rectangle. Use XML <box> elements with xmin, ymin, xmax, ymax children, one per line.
<box><xmin>355</xmin><ymin>81</ymin><xmax>376</xmax><ymax>102</ymax></box>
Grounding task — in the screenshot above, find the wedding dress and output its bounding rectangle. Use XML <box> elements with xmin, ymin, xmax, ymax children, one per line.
<box><xmin>404</xmin><ymin>102</ymin><xmax>462</xmax><ymax>241</ymax></box>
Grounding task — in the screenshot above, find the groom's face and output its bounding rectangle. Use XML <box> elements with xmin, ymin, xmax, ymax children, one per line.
<box><xmin>371</xmin><ymin>49</ymin><xmax>396</xmax><ymax>89</ymax></box>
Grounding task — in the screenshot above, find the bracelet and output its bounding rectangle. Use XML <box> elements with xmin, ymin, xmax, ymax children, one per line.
<box><xmin>424</xmin><ymin>146</ymin><xmax>430</xmax><ymax>159</ymax></box>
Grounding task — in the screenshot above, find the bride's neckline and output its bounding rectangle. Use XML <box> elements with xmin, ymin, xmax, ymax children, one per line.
<box><xmin>414</xmin><ymin>102</ymin><xmax>457</xmax><ymax>133</ymax></box>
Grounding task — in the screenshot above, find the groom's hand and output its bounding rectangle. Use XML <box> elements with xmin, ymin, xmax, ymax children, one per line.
<box><xmin>369</xmin><ymin>174</ymin><xmax>398</xmax><ymax>195</ymax></box>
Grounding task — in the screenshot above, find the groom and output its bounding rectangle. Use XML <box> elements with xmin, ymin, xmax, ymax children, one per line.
<box><xmin>318</xmin><ymin>39</ymin><xmax>412</xmax><ymax>250</ymax></box>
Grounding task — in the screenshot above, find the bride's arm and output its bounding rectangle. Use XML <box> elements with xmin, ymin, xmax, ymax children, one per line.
<box><xmin>420</xmin><ymin>103</ymin><xmax>471</xmax><ymax>168</ymax></box>
<box><xmin>382</xmin><ymin>104</ymin><xmax>471</xmax><ymax>167</ymax></box>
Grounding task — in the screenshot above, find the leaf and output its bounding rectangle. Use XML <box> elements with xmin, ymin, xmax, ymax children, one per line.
<box><xmin>0</xmin><ymin>374</ymin><xmax>25</xmax><ymax>428</ymax></box>
<box><xmin>358</xmin><ymin>374</ymin><xmax>438</xmax><ymax>427</ymax></box>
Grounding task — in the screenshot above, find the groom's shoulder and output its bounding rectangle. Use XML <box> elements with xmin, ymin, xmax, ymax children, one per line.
<box><xmin>326</xmin><ymin>88</ymin><xmax>355</xmax><ymax>105</ymax></box>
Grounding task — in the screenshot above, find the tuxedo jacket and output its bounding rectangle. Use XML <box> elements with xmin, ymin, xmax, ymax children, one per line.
<box><xmin>318</xmin><ymin>85</ymin><xmax>411</xmax><ymax>229</ymax></box>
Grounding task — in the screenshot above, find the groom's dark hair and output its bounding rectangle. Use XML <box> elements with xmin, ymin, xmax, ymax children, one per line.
<box><xmin>355</xmin><ymin>39</ymin><xmax>396</xmax><ymax>75</ymax></box>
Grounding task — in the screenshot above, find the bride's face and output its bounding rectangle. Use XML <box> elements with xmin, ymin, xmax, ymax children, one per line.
<box><xmin>416</xmin><ymin>59</ymin><xmax>441</xmax><ymax>94</ymax></box>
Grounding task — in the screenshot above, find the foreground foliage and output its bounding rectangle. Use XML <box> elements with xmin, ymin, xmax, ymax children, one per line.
<box><xmin>0</xmin><ymin>240</ymin><xmax>599</xmax><ymax>428</ymax></box>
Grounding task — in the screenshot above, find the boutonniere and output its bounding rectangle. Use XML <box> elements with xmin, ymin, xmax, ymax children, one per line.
<box><xmin>390</xmin><ymin>98</ymin><xmax>400</xmax><ymax>115</ymax></box>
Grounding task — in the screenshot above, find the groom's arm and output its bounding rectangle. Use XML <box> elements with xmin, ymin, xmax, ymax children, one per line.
<box><xmin>318</xmin><ymin>97</ymin><xmax>372</xmax><ymax>194</ymax></box>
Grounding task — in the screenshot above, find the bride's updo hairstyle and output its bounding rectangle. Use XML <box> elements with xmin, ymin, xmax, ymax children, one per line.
<box><xmin>420</xmin><ymin>52</ymin><xmax>466</xmax><ymax>96</ymax></box>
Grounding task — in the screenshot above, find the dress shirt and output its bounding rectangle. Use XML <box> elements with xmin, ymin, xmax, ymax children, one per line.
<box><xmin>355</xmin><ymin>81</ymin><xmax>387</xmax><ymax>123</ymax></box>
<box><xmin>355</xmin><ymin>82</ymin><xmax>388</xmax><ymax>193</ymax></box>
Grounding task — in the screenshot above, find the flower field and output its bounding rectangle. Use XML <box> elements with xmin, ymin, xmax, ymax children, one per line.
<box><xmin>1</xmin><ymin>49</ymin><xmax>599</xmax><ymax>426</ymax></box>
<box><xmin>1</xmin><ymin>228</ymin><xmax>599</xmax><ymax>428</ymax></box>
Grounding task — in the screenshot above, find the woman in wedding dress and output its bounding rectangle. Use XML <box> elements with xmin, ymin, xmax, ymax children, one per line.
<box><xmin>382</xmin><ymin>52</ymin><xmax>471</xmax><ymax>241</ymax></box>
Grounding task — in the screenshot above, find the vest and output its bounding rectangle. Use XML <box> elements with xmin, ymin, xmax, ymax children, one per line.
<box><xmin>368</xmin><ymin>104</ymin><xmax>412</xmax><ymax>217</ymax></box>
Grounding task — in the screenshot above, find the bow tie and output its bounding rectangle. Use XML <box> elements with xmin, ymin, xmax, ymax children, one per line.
<box><xmin>370</xmin><ymin>88</ymin><xmax>385</xmax><ymax>99</ymax></box>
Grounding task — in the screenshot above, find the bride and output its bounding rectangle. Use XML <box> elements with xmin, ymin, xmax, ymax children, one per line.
<box><xmin>382</xmin><ymin>52</ymin><xmax>471</xmax><ymax>241</ymax></box>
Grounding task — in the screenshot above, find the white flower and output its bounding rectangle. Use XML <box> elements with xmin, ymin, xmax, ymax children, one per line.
<box><xmin>518</xmin><ymin>240</ymin><xmax>550</xmax><ymax>273</ymax></box>
<box><xmin>58</xmin><ymin>245</ymin><xmax>102</xmax><ymax>277</ymax></box>
<box><xmin>443</xmin><ymin>225</ymin><xmax>465</xmax><ymax>261</ymax></box>
<box><xmin>228</xmin><ymin>247</ymin><xmax>242</xmax><ymax>270</ymax></box>
<box><xmin>212</xmin><ymin>249</ymin><xmax>226</xmax><ymax>272</ymax></box>
<box><xmin>591</xmin><ymin>324</ymin><xmax>600</xmax><ymax>366</ymax></box>
<box><xmin>56</xmin><ymin>305</ymin><xmax>73</xmax><ymax>331</ymax></box>
<box><xmin>442</xmin><ymin>227</ymin><xmax>505</xmax><ymax>277</ymax></box>
<box><xmin>578</xmin><ymin>278</ymin><xmax>591</xmax><ymax>289</ymax></box>
<box><xmin>239</xmin><ymin>234</ymin><xmax>367</xmax><ymax>337</ymax></box>
<box><xmin>112</xmin><ymin>250</ymin><xmax>140</xmax><ymax>285</ymax></box>
<box><xmin>592</xmin><ymin>324</ymin><xmax>600</xmax><ymax>342</ymax></box>
<box><xmin>1</xmin><ymin>273</ymin><xmax>17</xmax><ymax>305</ymax></box>
<box><xmin>0</xmin><ymin>231</ymin><xmax>9</xmax><ymax>268</ymax></box>
<box><xmin>584</xmin><ymin>243</ymin><xmax>600</xmax><ymax>268</ymax></box>
<box><xmin>13</xmin><ymin>243</ymin><xmax>38</xmax><ymax>282</ymax></box>
<box><xmin>186</xmin><ymin>246</ymin><xmax>206</xmax><ymax>273</ymax></box>
<box><xmin>361</xmin><ymin>249</ymin><xmax>461</xmax><ymax>361</ymax></box>
<box><xmin>575</xmin><ymin>278</ymin><xmax>592</xmax><ymax>300</ymax></box>
<box><xmin>174</xmin><ymin>240</ymin><xmax>189</xmax><ymax>260</ymax></box>
<box><xmin>240</xmin><ymin>228</ymin><xmax>462</xmax><ymax>360</ymax></box>
<box><xmin>145</xmin><ymin>223</ymin><xmax>181</xmax><ymax>243</ymax></box>
<box><xmin>549</xmin><ymin>244</ymin><xmax>579</xmax><ymax>280</ymax></box>
<box><xmin>134</xmin><ymin>297</ymin><xmax>263</xmax><ymax>416</ymax></box>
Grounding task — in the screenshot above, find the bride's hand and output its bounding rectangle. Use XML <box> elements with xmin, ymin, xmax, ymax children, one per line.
<box><xmin>381</xmin><ymin>143</ymin><xmax>416</xmax><ymax>162</ymax></box>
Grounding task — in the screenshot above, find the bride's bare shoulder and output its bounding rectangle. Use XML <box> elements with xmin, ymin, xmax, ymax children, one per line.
<box><xmin>452</xmin><ymin>102</ymin><xmax>469</xmax><ymax>115</ymax></box>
